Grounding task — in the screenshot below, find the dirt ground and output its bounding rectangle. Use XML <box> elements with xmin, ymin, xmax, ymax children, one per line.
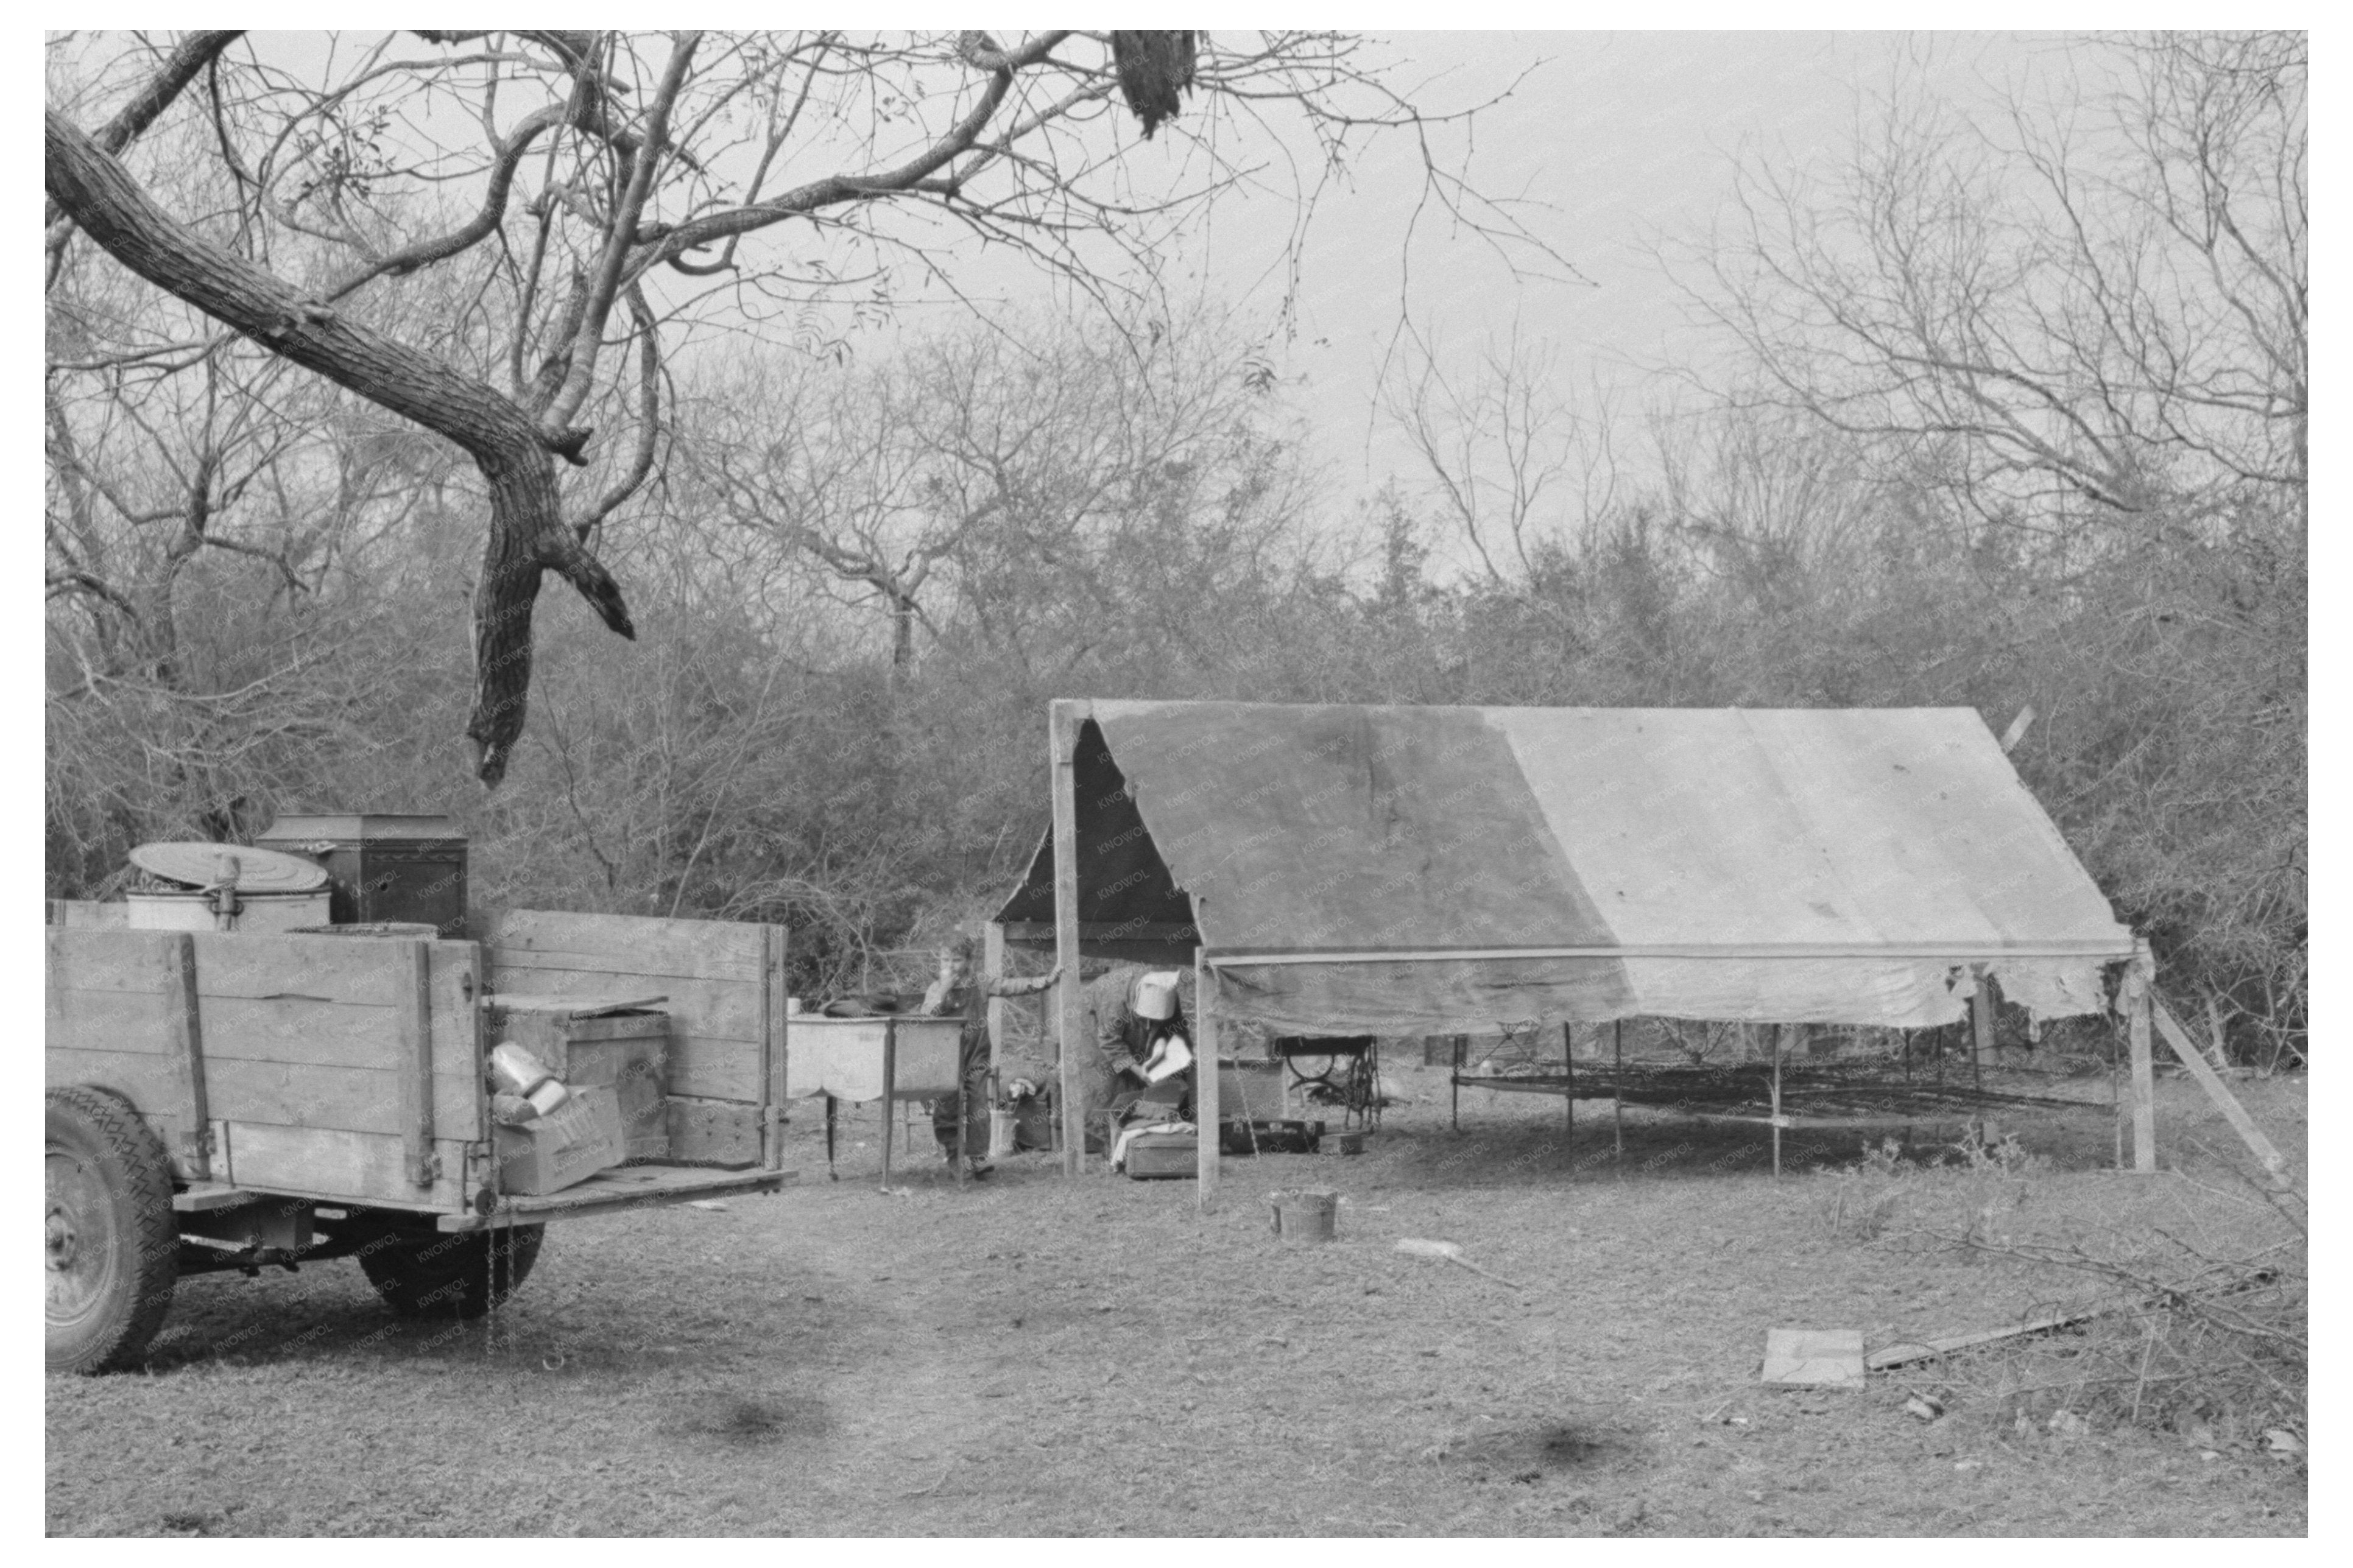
<box><xmin>47</xmin><ymin>1063</ymin><xmax>2307</xmax><ymax>1538</ymax></box>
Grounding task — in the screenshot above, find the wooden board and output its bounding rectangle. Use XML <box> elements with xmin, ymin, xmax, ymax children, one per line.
<box><xmin>2151</xmin><ymin>999</ymin><xmax>2290</xmax><ymax>1185</ymax></box>
<box><xmin>48</xmin><ymin>985</ymin><xmax>180</xmax><ymax>1058</ymax></box>
<box><xmin>197</xmin><ymin>1057</ymin><xmax>479</xmax><ymax>1141</ymax></box>
<box><xmin>487</xmin><ymin>1005</ymin><xmax>669</xmax><ymax>1039</ymax></box>
<box><xmin>1762</xmin><ymin>1327</ymin><xmax>1865</xmax><ymax>1388</ymax></box>
<box><xmin>47</xmin><ymin>899</ymin><xmax>129</xmax><ymax>929</ymax></box>
<box><xmin>481</xmin><ymin>908</ymin><xmax>767</xmax><ymax>981</ymax></box>
<box><xmin>482</xmin><ymin>958</ymin><xmax>763</xmax><ymax>1039</ymax></box>
<box><xmin>665</xmin><ymin>1033</ymin><xmax>761</xmax><ymax>1103</ymax></box>
<box><xmin>218</xmin><ymin>1122</ymin><xmax>471</xmax><ymax>1211</ymax></box>
<box><xmin>182</xmin><ymin>932</ymin><xmax>432</xmax><ymax>1004</ymax></box>
<box><xmin>665</xmin><ymin>1096</ymin><xmax>762</xmax><ymax>1166</ymax></box>
<box><xmin>47</xmin><ymin>926</ymin><xmax>180</xmax><ymax>995</ymax></box>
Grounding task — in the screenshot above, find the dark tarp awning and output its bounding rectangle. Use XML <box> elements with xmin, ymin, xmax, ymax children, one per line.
<box><xmin>996</xmin><ymin>701</ymin><xmax>2134</xmax><ymax>1035</ymax></box>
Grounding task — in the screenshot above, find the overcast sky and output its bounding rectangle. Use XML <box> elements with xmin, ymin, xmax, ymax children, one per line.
<box><xmin>1168</xmin><ymin>30</ymin><xmax>2057</xmax><ymax>502</ymax></box>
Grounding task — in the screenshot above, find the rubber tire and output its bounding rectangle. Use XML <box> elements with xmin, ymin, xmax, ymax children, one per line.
<box><xmin>46</xmin><ymin>1085</ymin><xmax>179</xmax><ymax>1374</ymax></box>
<box><xmin>358</xmin><ymin>1224</ymin><xmax>544</xmax><ymax>1319</ymax></box>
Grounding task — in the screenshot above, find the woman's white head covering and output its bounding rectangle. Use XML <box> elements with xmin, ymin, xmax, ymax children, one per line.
<box><xmin>1132</xmin><ymin>969</ymin><xmax>1184</xmax><ymax>1020</ymax></box>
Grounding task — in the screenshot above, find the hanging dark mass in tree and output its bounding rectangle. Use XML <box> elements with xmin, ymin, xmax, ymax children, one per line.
<box><xmin>1110</xmin><ymin>30</ymin><xmax>1201</xmax><ymax>138</ymax></box>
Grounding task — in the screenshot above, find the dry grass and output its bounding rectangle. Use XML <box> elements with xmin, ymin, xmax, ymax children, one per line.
<box><xmin>46</xmin><ymin>1064</ymin><xmax>2305</xmax><ymax>1537</ymax></box>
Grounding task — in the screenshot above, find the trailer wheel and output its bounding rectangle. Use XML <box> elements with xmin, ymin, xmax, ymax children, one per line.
<box><xmin>46</xmin><ymin>1086</ymin><xmax>179</xmax><ymax>1374</ymax></box>
<box><xmin>358</xmin><ymin>1224</ymin><xmax>544</xmax><ymax>1319</ymax></box>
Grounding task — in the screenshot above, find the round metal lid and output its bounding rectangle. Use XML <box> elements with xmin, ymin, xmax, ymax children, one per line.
<box><xmin>129</xmin><ymin>841</ymin><xmax>330</xmax><ymax>893</ymax></box>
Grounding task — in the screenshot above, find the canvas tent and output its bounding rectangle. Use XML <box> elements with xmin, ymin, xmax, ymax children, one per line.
<box><xmin>995</xmin><ymin>699</ymin><xmax>2144</xmax><ymax>1203</ymax></box>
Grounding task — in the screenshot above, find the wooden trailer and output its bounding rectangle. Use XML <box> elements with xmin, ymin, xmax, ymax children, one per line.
<box><xmin>44</xmin><ymin>909</ymin><xmax>796</xmax><ymax>1374</ymax></box>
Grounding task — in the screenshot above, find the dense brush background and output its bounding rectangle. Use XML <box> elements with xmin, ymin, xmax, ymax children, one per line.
<box><xmin>45</xmin><ymin>33</ymin><xmax>2304</xmax><ymax>1061</ymax></box>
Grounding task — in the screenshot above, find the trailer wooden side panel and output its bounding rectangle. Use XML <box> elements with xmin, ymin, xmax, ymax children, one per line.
<box><xmin>48</xmin><ymin>929</ymin><xmax>484</xmax><ymax>1208</ymax></box>
<box><xmin>46</xmin><ymin>929</ymin><xmax>200</xmax><ymax>1178</ymax></box>
<box><xmin>217</xmin><ymin>1123</ymin><xmax>471</xmax><ymax>1211</ymax></box>
<box><xmin>188</xmin><ymin>935</ymin><xmax>484</xmax><ymax>1148</ymax></box>
<box><xmin>478</xmin><ymin>909</ymin><xmax>781</xmax><ymax>1166</ymax></box>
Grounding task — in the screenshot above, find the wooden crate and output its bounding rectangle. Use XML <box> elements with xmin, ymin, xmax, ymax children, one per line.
<box><xmin>487</xmin><ymin>999</ymin><xmax>670</xmax><ymax>1162</ymax></box>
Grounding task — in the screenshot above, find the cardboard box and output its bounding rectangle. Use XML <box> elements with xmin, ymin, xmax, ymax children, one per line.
<box><xmin>495</xmin><ymin>1083</ymin><xmax>625</xmax><ymax>1196</ymax></box>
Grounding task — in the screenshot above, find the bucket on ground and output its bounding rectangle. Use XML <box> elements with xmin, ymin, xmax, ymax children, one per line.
<box><xmin>1268</xmin><ymin>1187</ymin><xmax>1338</xmax><ymax>1243</ymax></box>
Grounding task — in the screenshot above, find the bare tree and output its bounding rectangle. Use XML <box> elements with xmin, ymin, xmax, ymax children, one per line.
<box><xmin>691</xmin><ymin>301</ymin><xmax>1316</xmax><ymax>685</ymax></box>
<box><xmin>1669</xmin><ymin>30</ymin><xmax>2304</xmax><ymax>525</ymax></box>
<box><xmin>46</xmin><ymin>29</ymin><xmax>1561</xmax><ymax>782</ymax></box>
<box><xmin>1380</xmin><ymin>320</ymin><xmax>1621</xmax><ymax>585</ymax></box>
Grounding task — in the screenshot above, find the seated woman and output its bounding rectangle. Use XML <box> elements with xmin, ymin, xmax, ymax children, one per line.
<box><xmin>1088</xmin><ymin>966</ymin><xmax>1194</xmax><ymax>1131</ymax></box>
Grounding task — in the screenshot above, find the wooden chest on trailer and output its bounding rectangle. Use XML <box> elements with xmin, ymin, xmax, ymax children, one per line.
<box><xmin>485</xmin><ymin>996</ymin><xmax>671</xmax><ymax>1162</ymax></box>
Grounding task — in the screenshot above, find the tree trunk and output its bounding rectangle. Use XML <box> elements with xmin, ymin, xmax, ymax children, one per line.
<box><xmin>45</xmin><ymin>107</ymin><xmax>634</xmax><ymax>786</ymax></box>
<box><xmin>891</xmin><ymin>592</ymin><xmax>916</xmax><ymax>671</ymax></box>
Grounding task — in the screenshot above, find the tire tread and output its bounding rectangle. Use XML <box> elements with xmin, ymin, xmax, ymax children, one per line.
<box><xmin>46</xmin><ymin>1085</ymin><xmax>179</xmax><ymax>1374</ymax></box>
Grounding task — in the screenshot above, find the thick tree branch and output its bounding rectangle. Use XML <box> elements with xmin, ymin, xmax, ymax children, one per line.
<box><xmin>544</xmin><ymin>32</ymin><xmax>700</xmax><ymax>434</ymax></box>
<box><xmin>46</xmin><ymin>105</ymin><xmax>635</xmax><ymax>787</ymax></box>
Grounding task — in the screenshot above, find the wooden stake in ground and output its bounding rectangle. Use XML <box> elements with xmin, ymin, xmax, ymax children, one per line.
<box><xmin>1050</xmin><ymin>700</ymin><xmax>1086</xmax><ymax>1176</ymax></box>
<box><xmin>1771</xmin><ymin>1022</ymin><xmax>1783</xmax><ymax>1178</ymax></box>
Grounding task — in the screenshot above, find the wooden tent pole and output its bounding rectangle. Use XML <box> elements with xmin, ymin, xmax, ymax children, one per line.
<box><xmin>1971</xmin><ymin>966</ymin><xmax>1994</xmax><ymax>1088</ymax></box>
<box><xmin>1562</xmin><ymin>1023</ymin><xmax>1575</xmax><ymax>1140</ymax></box>
<box><xmin>2111</xmin><ymin>1013</ymin><xmax>2126</xmax><ymax>1172</ymax></box>
<box><xmin>1194</xmin><ymin>933</ymin><xmax>1219</xmax><ymax>1212</ymax></box>
<box><xmin>1770</xmin><ymin>1022</ymin><xmax>1783</xmax><ymax>1179</ymax></box>
<box><xmin>880</xmin><ymin>1020</ymin><xmax>897</xmax><ymax>1191</ymax></box>
<box><xmin>2127</xmin><ymin>940</ymin><xmax>2157</xmax><ymax>1173</ymax></box>
<box><xmin>1050</xmin><ymin>700</ymin><xmax>1087</xmax><ymax>1176</ymax></box>
<box><xmin>984</xmin><ymin>919</ymin><xmax>1007</xmax><ymax>1083</ymax></box>
<box><xmin>984</xmin><ymin>919</ymin><xmax>1010</xmax><ymax>1161</ymax></box>
<box><xmin>1451</xmin><ymin>1035</ymin><xmax>1463</xmax><ymax>1132</ymax></box>
<box><xmin>1612</xmin><ymin>1019</ymin><xmax>1624</xmax><ymax>1165</ymax></box>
